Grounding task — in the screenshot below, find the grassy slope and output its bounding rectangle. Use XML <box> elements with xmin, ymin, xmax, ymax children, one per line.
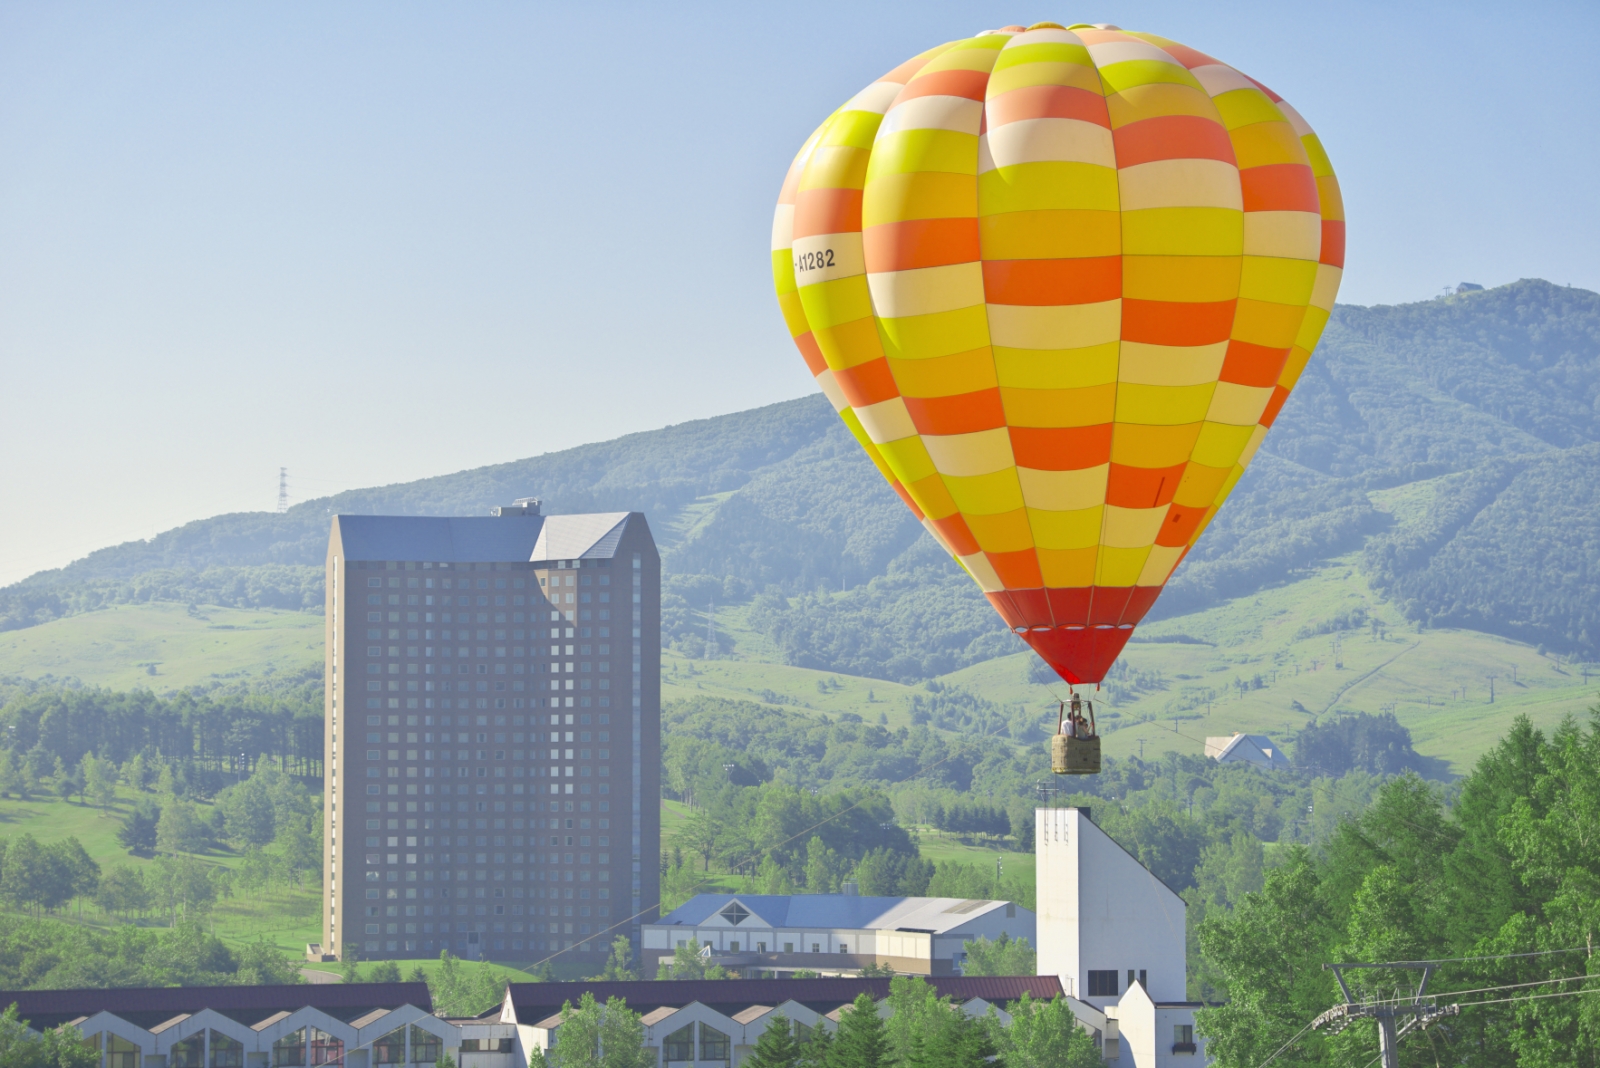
<box><xmin>0</xmin><ymin>784</ymin><xmax>322</xmax><ymax>955</ymax></box>
<box><xmin>0</xmin><ymin>602</ymin><xmax>323</xmax><ymax>691</ymax></box>
<box><xmin>940</xmin><ymin>554</ymin><xmax>1596</xmax><ymax>775</ymax></box>
<box><xmin>6</xmin><ymin>562</ymin><xmax>1589</xmax><ymax>779</ymax></box>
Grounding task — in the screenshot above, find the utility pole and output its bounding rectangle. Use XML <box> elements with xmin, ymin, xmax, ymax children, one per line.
<box><xmin>1486</xmin><ymin>673</ymin><xmax>1497</xmax><ymax>703</ymax></box>
<box><xmin>1314</xmin><ymin>962</ymin><xmax>1459</xmax><ymax>1068</ymax></box>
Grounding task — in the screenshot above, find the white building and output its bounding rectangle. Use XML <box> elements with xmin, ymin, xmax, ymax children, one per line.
<box><xmin>642</xmin><ymin>893</ymin><xmax>1034</xmax><ymax>977</ymax></box>
<box><xmin>1037</xmin><ymin>807</ymin><xmax>1208</xmax><ymax>1066</ymax></box>
<box><xmin>1204</xmin><ymin>732</ymin><xmax>1290</xmax><ymax>770</ymax></box>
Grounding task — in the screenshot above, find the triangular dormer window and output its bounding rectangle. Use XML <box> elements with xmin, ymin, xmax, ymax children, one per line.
<box><xmin>720</xmin><ymin>901</ymin><xmax>750</xmax><ymax>926</ymax></box>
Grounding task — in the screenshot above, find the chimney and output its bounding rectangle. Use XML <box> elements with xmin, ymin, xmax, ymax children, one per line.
<box><xmin>841</xmin><ymin>881</ymin><xmax>859</xmax><ymax>897</ymax></box>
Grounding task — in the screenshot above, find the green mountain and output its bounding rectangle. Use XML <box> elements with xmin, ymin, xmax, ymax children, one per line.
<box><xmin>4</xmin><ymin>279</ymin><xmax>1599</xmax><ymax>680</ymax></box>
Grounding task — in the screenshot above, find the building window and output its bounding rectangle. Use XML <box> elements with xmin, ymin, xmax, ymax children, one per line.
<box><xmin>662</xmin><ymin>1026</ymin><xmax>693</xmax><ymax>1062</ymax></box>
<box><xmin>1174</xmin><ymin>1024</ymin><xmax>1196</xmax><ymax>1053</ymax></box>
<box><xmin>210</xmin><ymin>1031</ymin><xmax>244</xmax><ymax>1068</ymax></box>
<box><xmin>698</xmin><ymin>1024</ymin><xmax>730</xmax><ymax>1062</ymax></box>
<box><xmin>409</xmin><ymin>1027</ymin><xmax>440</xmax><ymax>1064</ymax></box>
<box><xmin>272</xmin><ymin>1030</ymin><xmax>307</xmax><ymax>1067</ymax></box>
<box><xmin>1087</xmin><ymin>970</ymin><xmax>1119</xmax><ymax>997</ymax></box>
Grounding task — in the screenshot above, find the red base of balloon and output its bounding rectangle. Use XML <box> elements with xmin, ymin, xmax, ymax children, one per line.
<box><xmin>1021</xmin><ymin>627</ymin><xmax>1135</xmax><ymax>686</ymax></box>
<box><xmin>984</xmin><ymin>585</ymin><xmax>1163</xmax><ymax>685</ymax></box>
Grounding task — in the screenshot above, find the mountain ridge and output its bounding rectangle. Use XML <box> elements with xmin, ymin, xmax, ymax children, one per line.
<box><xmin>5</xmin><ymin>278</ymin><xmax>1599</xmax><ymax>673</ymax></box>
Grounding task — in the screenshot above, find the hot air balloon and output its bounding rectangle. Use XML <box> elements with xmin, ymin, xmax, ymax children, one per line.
<box><xmin>771</xmin><ymin>22</ymin><xmax>1343</xmax><ymax>773</ymax></box>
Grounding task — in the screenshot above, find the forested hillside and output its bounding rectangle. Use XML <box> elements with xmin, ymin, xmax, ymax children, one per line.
<box><xmin>4</xmin><ymin>279</ymin><xmax>1599</xmax><ymax>672</ymax></box>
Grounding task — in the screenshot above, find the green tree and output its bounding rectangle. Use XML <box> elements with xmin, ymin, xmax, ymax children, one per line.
<box><xmin>368</xmin><ymin>960</ymin><xmax>402</xmax><ymax>983</ymax></box>
<box><xmin>155</xmin><ymin>798</ymin><xmax>203</xmax><ymax>854</ymax></box>
<box><xmin>825</xmin><ymin>993</ymin><xmax>889</xmax><ymax>1068</ymax></box>
<box><xmin>340</xmin><ymin>944</ymin><xmax>362</xmax><ymax>984</ymax></box>
<box><xmin>988</xmin><ymin>993</ymin><xmax>1100</xmax><ymax>1068</ymax></box>
<box><xmin>743</xmin><ymin>1014</ymin><xmax>801</xmax><ymax>1068</ymax></box>
<box><xmin>654</xmin><ymin>939</ymin><xmax>726</xmax><ymax>981</ymax></box>
<box><xmin>95</xmin><ymin>865</ymin><xmax>151</xmax><ymax>921</ymax></box>
<box><xmin>0</xmin><ymin>1003</ymin><xmax>101</xmax><ymax>1068</ymax></box>
<box><xmin>234</xmin><ymin>939</ymin><xmax>303</xmax><ymax>985</ymax></box>
<box><xmin>428</xmin><ymin>952</ymin><xmax>511</xmax><ymax>1017</ymax></box>
<box><xmin>680</xmin><ymin>811</ymin><xmax>722</xmax><ymax>872</ymax></box>
<box><xmin>81</xmin><ymin>754</ymin><xmax>117</xmax><ymax>812</ymax></box>
<box><xmin>959</xmin><ymin>934</ymin><xmax>1034</xmax><ymax>977</ymax></box>
<box><xmin>804</xmin><ymin>836</ymin><xmax>843</xmax><ymax>894</ymax></box>
<box><xmin>122</xmin><ymin>752</ymin><xmax>152</xmax><ymax>793</ymax></box>
<box><xmin>532</xmin><ymin>992</ymin><xmax>651</xmax><ymax>1068</ymax></box>
<box><xmin>0</xmin><ymin>751</ymin><xmax>25</xmax><ymax>800</ymax></box>
<box><xmin>117</xmin><ymin>797</ymin><xmax>160</xmax><ymax>854</ymax></box>
<box><xmin>589</xmin><ymin>937</ymin><xmax>637</xmax><ymax>982</ymax></box>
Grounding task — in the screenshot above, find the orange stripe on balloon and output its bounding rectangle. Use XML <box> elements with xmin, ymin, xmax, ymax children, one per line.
<box><xmin>897</xmin><ymin>68</ymin><xmax>990</xmax><ymax>103</ymax></box>
<box><xmin>1107</xmin><ymin>462</ymin><xmax>1185</xmax><ymax>508</ymax></box>
<box><xmin>1240</xmin><ymin>164</ymin><xmax>1319</xmax><ymax>213</ymax></box>
<box><xmin>1321</xmin><ymin>221</ymin><xmax>1346</xmax><ymax>267</ymax></box>
<box><xmin>988</xmin><ymin>549</ymin><xmax>1044</xmax><ymax>589</ymax></box>
<box><xmin>1259</xmin><ymin>385</ymin><xmax>1291</xmax><ymax>427</ymax></box>
<box><xmin>982</xmin><ymin>257</ymin><xmax>1122</xmax><ymax>306</ymax></box>
<box><xmin>903</xmin><ymin>389</ymin><xmax>1007</xmax><ymax>435</ymax></box>
<box><xmin>930</xmin><ymin>513</ymin><xmax>980</xmax><ymax>556</ymax></box>
<box><xmin>1218</xmin><ymin>339</ymin><xmax>1289</xmax><ymax>387</ymax></box>
<box><xmin>1009</xmin><ymin>425</ymin><xmax>1114</xmax><ymax>469</ymax></box>
<box><xmin>863</xmin><ymin>218</ymin><xmax>980</xmax><ymax>272</ymax></box>
<box><xmin>1122</xmin><ymin>298</ymin><xmax>1237</xmax><ymax>346</ymax></box>
<box><xmin>1155</xmin><ymin>43</ymin><xmax>1224</xmax><ymax>69</ymax></box>
<box><xmin>793</xmin><ymin>187</ymin><xmax>864</xmax><ymax>239</ymax></box>
<box><xmin>834</xmin><ymin>357</ymin><xmax>900</xmax><ymax>408</ymax></box>
<box><xmin>1113</xmin><ymin>115</ymin><xmax>1236</xmax><ymax>167</ymax></box>
<box><xmin>1155</xmin><ymin>503</ymin><xmax>1207</xmax><ymax>546</ymax></box>
<box><xmin>889</xmin><ymin>481</ymin><xmax>925</xmax><ymax>520</ymax></box>
<box><xmin>985</xmin><ymin>84</ymin><xmax>1111</xmax><ymax>128</ymax></box>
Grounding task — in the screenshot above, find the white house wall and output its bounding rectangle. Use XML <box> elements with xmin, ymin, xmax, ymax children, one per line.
<box><xmin>1036</xmin><ymin>808</ymin><xmax>1187</xmax><ymax>1008</ymax></box>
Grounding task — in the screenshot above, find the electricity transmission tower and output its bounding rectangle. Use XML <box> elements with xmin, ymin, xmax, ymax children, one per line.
<box><xmin>277</xmin><ymin>467</ymin><xmax>289</xmax><ymax>513</ymax></box>
<box><xmin>1313</xmin><ymin>961</ymin><xmax>1459</xmax><ymax>1068</ymax></box>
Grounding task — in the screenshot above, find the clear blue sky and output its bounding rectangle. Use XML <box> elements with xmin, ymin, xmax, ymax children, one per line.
<box><xmin>2</xmin><ymin>0</ymin><xmax>1596</xmax><ymax>584</ymax></box>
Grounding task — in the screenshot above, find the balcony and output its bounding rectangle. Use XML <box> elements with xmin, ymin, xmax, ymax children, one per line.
<box><xmin>1171</xmin><ymin>1042</ymin><xmax>1197</xmax><ymax>1054</ymax></box>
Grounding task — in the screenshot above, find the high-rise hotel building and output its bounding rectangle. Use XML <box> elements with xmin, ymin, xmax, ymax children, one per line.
<box><xmin>321</xmin><ymin>501</ymin><xmax>660</xmax><ymax>964</ymax></box>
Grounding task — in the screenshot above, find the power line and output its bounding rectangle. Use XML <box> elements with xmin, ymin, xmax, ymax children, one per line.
<box><xmin>1253</xmin><ymin>1017</ymin><xmax>1318</xmax><ymax>1068</ymax></box>
<box><xmin>1363</xmin><ymin>971</ymin><xmax>1598</xmax><ymax>1006</ymax></box>
<box><xmin>1358</xmin><ymin>946</ymin><xmax>1590</xmax><ymax>968</ymax></box>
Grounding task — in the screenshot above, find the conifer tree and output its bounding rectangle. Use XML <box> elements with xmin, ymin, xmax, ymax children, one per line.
<box><xmin>743</xmin><ymin>1014</ymin><xmax>800</xmax><ymax>1068</ymax></box>
<box><xmin>825</xmin><ymin>993</ymin><xmax>888</xmax><ymax>1068</ymax></box>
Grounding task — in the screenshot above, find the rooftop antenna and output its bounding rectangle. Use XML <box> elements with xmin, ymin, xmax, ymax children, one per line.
<box><xmin>276</xmin><ymin>467</ymin><xmax>289</xmax><ymax>514</ymax></box>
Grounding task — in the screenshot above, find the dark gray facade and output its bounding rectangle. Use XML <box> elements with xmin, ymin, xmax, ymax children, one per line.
<box><xmin>322</xmin><ymin>505</ymin><xmax>661</xmax><ymax>966</ymax></box>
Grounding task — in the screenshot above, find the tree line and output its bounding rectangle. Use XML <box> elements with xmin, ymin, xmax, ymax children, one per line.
<box><xmin>531</xmin><ymin>976</ymin><xmax>1100</xmax><ymax>1068</ymax></box>
<box><xmin>0</xmin><ymin>683</ymin><xmax>324</xmax><ymax>792</ymax></box>
<box><xmin>1198</xmin><ymin>712</ymin><xmax>1600</xmax><ymax>1067</ymax></box>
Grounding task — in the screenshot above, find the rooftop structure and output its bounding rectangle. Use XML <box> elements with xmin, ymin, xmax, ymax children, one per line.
<box><xmin>644</xmin><ymin>893</ymin><xmax>1034</xmax><ymax>977</ymax></box>
<box><xmin>3</xmin><ymin>977</ymin><xmax>1066</xmax><ymax>1068</ymax></box>
<box><xmin>1038</xmin><ymin>807</ymin><xmax>1210</xmax><ymax>1064</ymax></box>
<box><xmin>1204</xmin><ymin>732</ymin><xmax>1290</xmax><ymax>770</ymax></box>
<box><xmin>322</xmin><ymin>505</ymin><xmax>661</xmax><ymax>964</ymax></box>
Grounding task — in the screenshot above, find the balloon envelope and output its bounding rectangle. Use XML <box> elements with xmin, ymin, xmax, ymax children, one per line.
<box><xmin>772</xmin><ymin>23</ymin><xmax>1343</xmax><ymax>684</ymax></box>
